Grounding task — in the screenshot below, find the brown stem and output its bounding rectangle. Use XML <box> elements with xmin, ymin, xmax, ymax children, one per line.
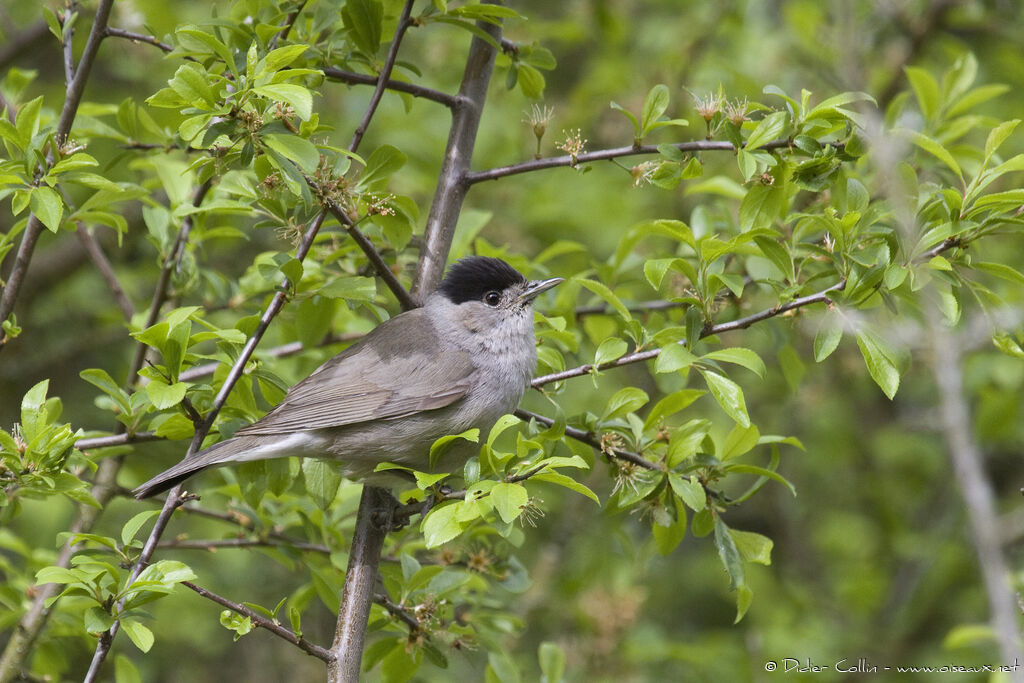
<box><xmin>74</xmin><ymin>224</ymin><xmax>135</xmax><ymax>320</ymax></box>
<box><xmin>327</xmin><ymin>486</ymin><xmax>394</xmax><ymax>682</ymax></box>
<box><xmin>182</xmin><ymin>581</ymin><xmax>331</xmax><ymax>661</ymax></box>
<box><xmin>0</xmin><ymin>0</ymin><xmax>115</xmax><ymax>349</ymax></box>
<box><xmin>323</xmin><ymin>67</ymin><xmax>456</xmax><ymax>109</ymax></box>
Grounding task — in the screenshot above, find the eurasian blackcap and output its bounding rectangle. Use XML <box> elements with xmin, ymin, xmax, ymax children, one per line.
<box><xmin>134</xmin><ymin>256</ymin><xmax>562</xmax><ymax>498</ymax></box>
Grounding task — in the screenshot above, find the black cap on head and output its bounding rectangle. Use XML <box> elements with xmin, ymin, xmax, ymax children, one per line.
<box><xmin>438</xmin><ymin>256</ymin><xmax>526</xmax><ymax>304</ymax></box>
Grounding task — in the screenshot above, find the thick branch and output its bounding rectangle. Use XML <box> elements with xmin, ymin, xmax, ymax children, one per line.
<box><xmin>410</xmin><ymin>10</ymin><xmax>502</xmax><ymax>297</ymax></box>
<box><xmin>0</xmin><ymin>0</ymin><xmax>115</xmax><ymax>349</ymax></box>
<box><xmin>328</xmin><ymin>486</ymin><xmax>394</xmax><ymax>682</ymax></box>
<box><xmin>182</xmin><ymin>581</ymin><xmax>331</xmax><ymax>662</ymax></box>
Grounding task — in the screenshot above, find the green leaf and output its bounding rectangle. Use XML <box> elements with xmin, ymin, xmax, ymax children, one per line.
<box><xmin>120</xmin><ymin>618</ymin><xmax>155</xmax><ymax>653</ymax></box>
<box><xmin>730</xmin><ymin>529</ymin><xmax>773</xmax><ymax>565</ymax></box>
<box><xmin>984</xmin><ymin>119</ymin><xmax>1019</xmax><ymax>160</ymax></box>
<box><xmin>531</xmin><ymin>471</ymin><xmax>600</xmax><ymax>505</ymax></box>
<box><xmin>702</xmin><ymin>347</ymin><xmax>766</xmax><ymax>379</ymax></box>
<box><xmin>723</xmin><ymin>463</ymin><xmax>798</xmax><ymax>497</ymax></box>
<box><xmin>357</xmin><ymin>144</ymin><xmax>406</xmax><ymax>192</ymax></box>
<box><xmin>640</xmin><ymin>84</ymin><xmax>670</xmax><ymax>135</ymax></box>
<box><xmin>263</xmin><ymin>134</ymin><xmax>319</xmax><ymax>174</ymax></box>
<box><xmin>261</xmin><ymin>44</ymin><xmax>310</xmax><ymax>73</ymax></box>
<box><xmin>602</xmin><ymin>387</ymin><xmax>649</xmax><ymax>421</ymax></box>
<box><xmin>904</xmin><ymin>129</ymin><xmax>961</xmax><ymax>178</ymax></box>
<box><xmin>752</xmin><ymin>235</ymin><xmax>793</xmax><ymax>281</ymax></box>
<box><xmin>30</xmin><ymin>187</ymin><xmax>63</xmax><ymax>232</ymax></box>
<box><xmin>652</xmin><ymin>494</ymin><xmax>687</xmax><ymax>556</ymax></box>
<box><xmin>738</xmin><ymin>183</ymin><xmax>783</xmax><ymax>231</ymax></box>
<box><xmin>121</xmin><ymin>510</ymin><xmax>160</xmax><ymax>546</ymax></box>
<box><xmin>610</xmin><ymin>101</ymin><xmax>640</xmax><ymax>137</ymax></box>
<box><xmin>643</xmin><ymin>389</ymin><xmax>705</xmax><ymax>430</ymax></box>
<box><xmin>594</xmin><ymin>337</ymin><xmax>628</xmax><ymax>366</ymax></box>
<box><xmin>720</xmin><ymin>423</ymin><xmax>760</xmax><ymax>461</ymax></box>
<box><xmin>490</xmin><ymin>482</ymin><xmax>528</xmax><ymax>523</ymax></box>
<box><xmin>655</xmin><ymin>343</ymin><xmax>697</xmax><ymax>374</ymax></box>
<box><xmin>744</xmin><ymin>110</ymin><xmax>787</xmax><ymax>150</ymax></box>
<box><xmin>713</xmin><ymin>516</ymin><xmax>744</xmax><ymax>591</ymax></box>
<box><xmin>905</xmin><ymin>66</ymin><xmax>940</xmax><ymax>122</ymax></box>
<box><xmin>539</xmin><ymin>642</ymin><xmax>566</xmax><ymax>683</ymax></box>
<box><xmin>168</xmin><ymin>63</ymin><xmax>216</xmax><ymax>108</ymax></box>
<box><xmin>702</xmin><ymin>370</ymin><xmax>750</xmax><ymax>427</ymax></box>
<box><xmin>80</xmin><ymin>368</ymin><xmax>131</xmax><ymax>415</ymax></box>
<box><xmin>577</xmin><ymin>278</ymin><xmax>632</xmax><ymax>321</ymax></box>
<box><xmin>974</xmin><ymin>261</ymin><xmax>1024</xmax><ymax>287</ymax></box>
<box><xmin>429</xmin><ymin>428</ymin><xmax>479</xmax><ymax>470</ymax></box>
<box><xmin>144</xmin><ymin>380</ymin><xmax>187</xmax><ymax>410</ymax></box>
<box><xmin>517</xmin><ymin>64</ymin><xmax>546</xmax><ymax>99</ymax></box>
<box><xmin>318</xmin><ymin>276</ymin><xmax>377</xmax><ymax>301</ymax></box>
<box><xmin>422</xmin><ymin>503</ymin><xmax>462</xmax><ymax>548</ymax></box>
<box><xmin>342</xmin><ymin>0</ymin><xmax>384</xmax><ymax>56</ymax></box>
<box><xmin>813</xmin><ymin>311</ymin><xmax>843</xmax><ymax>362</ymax></box>
<box><xmin>855</xmin><ymin>330</ymin><xmax>900</xmax><ymax>399</ymax></box>
<box><xmin>252</xmin><ymin>84</ymin><xmax>313</xmax><ymax>121</ymax></box>
<box><xmin>668</xmin><ymin>473</ymin><xmax>706</xmax><ymax>512</ymax></box>
<box><xmin>302</xmin><ymin>459</ymin><xmax>342</xmax><ymax>509</ymax></box>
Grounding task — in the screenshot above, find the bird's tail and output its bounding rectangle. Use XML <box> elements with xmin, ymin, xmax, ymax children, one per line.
<box><xmin>133</xmin><ymin>437</ymin><xmax>254</xmax><ymax>499</ymax></box>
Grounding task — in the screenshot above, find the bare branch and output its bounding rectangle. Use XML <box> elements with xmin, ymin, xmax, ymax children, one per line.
<box><xmin>575</xmin><ymin>299</ymin><xmax>685</xmax><ymax>318</ymax></box>
<box><xmin>0</xmin><ymin>0</ymin><xmax>115</xmax><ymax>349</ymax></box>
<box><xmin>74</xmin><ymin>225</ymin><xmax>135</xmax><ymax>320</ymax></box>
<box><xmin>323</xmin><ymin>67</ymin><xmax>456</xmax><ymax>109</ymax></box>
<box><xmin>75</xmin><ymin>431</ymin><xmax>159</xmax><ymax>451</ymax></box>
<box><xmin>158</xmin><ymin>538</ymin><xmax>330</xmax><ymax>554</ymax></box>
<box><xmin>103</xmin><ymin>26</ymin><xmax>174</xmax><ymax>52</ymax></box>
<box><xmin>178</xmin><ymin>332</ymin><xmax>363</xmax><ymax>382</ymax></box>
<box><xmin>348</xmin><ymin>0</ymin><xmax>416</xmax><ymax>152</ymax></box>
<box><xmin>464</xmin><ymin>139</ymin><xmax>819</xmax><ymax>185</ymax></box>
<box><xmin>181</xmin><ymin>581</ymin><xmax>332</xmax><ymax>662</ymax></box>
<box><xmin>328</xmin><ymin>486</ymin><xmax>395</xmax><ymax>682</ymax></box>
<box><xmin>374</xmin><ymin>593</ymin><xmax>421</xmax><ymax>634</ymax></box>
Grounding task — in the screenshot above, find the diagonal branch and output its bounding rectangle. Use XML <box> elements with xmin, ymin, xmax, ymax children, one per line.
<box><xmin>103</xmin><ymin>26</ymin><xmax>174</xmax><ymax>52</ymax></box>
<box><xmin>348</xmin><ymin>0</ymin><xmax>416</xmax><ymax>152</ymax></box>
<box><xmin>182</xmin><ymin>581</ymin><xmax>331</xmax><ymax>662</ymax></box>
<box><xmin>514</xmin><ymin>408</ymin><xmax>658</xmax><ymax>470</ymax></box>
<box><xmin>0</xmin><ymin>0</ymin><xmax>115</xmax><ymax>350</ymax></box>
<box><xmin>74</xmin><ymin>225</ymin><xmax>135</xmax><ymax>320</ymax></box>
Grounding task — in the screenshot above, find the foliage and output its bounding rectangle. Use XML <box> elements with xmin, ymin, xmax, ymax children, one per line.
<box><xmin>1</xmin><ymin>1</ymin><xmax>1023</xmax><ymax>681</ymax></box>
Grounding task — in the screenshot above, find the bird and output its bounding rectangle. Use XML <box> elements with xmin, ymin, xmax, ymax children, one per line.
<box><xmin>133</xmin><ymin>256</ymin><xmax>563</xmax><ymax>499</ymax></box>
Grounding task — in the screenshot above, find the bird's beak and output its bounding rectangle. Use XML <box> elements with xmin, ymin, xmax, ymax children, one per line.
<box><xmin>517</xmin><ymin>277</ymin><xmax>564</xmax><ymax>304</ymax></box>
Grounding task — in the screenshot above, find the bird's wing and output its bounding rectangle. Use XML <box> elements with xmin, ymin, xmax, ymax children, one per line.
<box><xmin>234</xmin><ymin>308</ymin><xmax>474</xmax><ymax>436</ymax></box>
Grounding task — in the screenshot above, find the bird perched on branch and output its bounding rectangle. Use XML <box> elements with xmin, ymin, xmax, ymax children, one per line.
<box><xmin>134</xmin><ymin>256</ymin><xmax>563</xmax><ymax>498</ymax></box>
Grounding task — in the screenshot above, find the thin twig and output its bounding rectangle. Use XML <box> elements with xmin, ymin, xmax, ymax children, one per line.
<box><xmin>465</xmin><ymin>139</ymin><xmax>835</xmax><ymax>185</ymax></box>
<box><xmin>321</xmin><ymin>200</ymin><xmax>416</xmax><ymax>310</ymax></box>
<box><xmin>514</xmin><ymin>408</ymin><xmax>658</xmax><ymax>470</ymax></box>
<box><xmin>575</xmin><ymin>299</ymin><xmax>685</xmax><ymax>317</ymax></box>
<box><xmin>158</xmin><ymin>538</ymin><xmax>330</xmax><ymax>553</ymax></box>
<box><xmin>103</xmin><ymin>26</ymin><xmax>174</xmax><ymax>52</ymax></box>
<box><xmin>348</xmin><ymin>0</ymin><xmax>416</xmax><ymax>152</ymax></box>
<box><xmin>374</xmin><ymin>593</ymin><xmax>421</xmax><ymax>633</ymax></box>
<box><xmin>322</xmin><ymin>67</ymin><xmax>457</xmax><ymax>109</ymax></box>
<box><xmin>74</xmin><ymin>225</ymin><xmax>135</xmax><ymax>319</ymax></box>
<box><xmin>181</xmin><ymin>581</ymin><xmax>332</xmax><ymax>662</ymax></box>
<box><xmin>267</xmin><ymin>0</ymin><xmax>308</xmax><ymax>50</ymax></box>
<box><xmin>178</xmin><ymin>332</ymin><xmax>363</xmax><ymax>382</ymax></box>
<box><xmin>531</xmin><ymin>279</ymin><xmax>847</xmax><ymax>388</ymax></box>
<box><xmin>75</xmin><ymin>431</ymin><xmax>159</xmax><ymax>450</ymax></box>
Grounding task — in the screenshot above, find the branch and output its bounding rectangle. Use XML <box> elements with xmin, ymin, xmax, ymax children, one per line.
<box><xmin>181</xmin><ymin>581</ymin><xmax>332</xmax><ymax>662</ymax></box>
<box><xmin>575</xmin><ymin>299</ymin><xmax>685</xmax><ymax>318</ymax></box>
<box><xmin>103</xmin><ymin>26</ymin><xmax>174</xmax><ymax>52</ymax></box>
<box><xmin>322</xmin><ymin>200</ymin><xmax>416</xmax><ymax>310</ymax></box>
<box><xmin>323</xmin><ymin>67</ymin><xmax>457</xmax><ymax>109</ymax></box>
<box><xmin>926</xmin><ymin>309</ymin><xmax>1024</xmax><ymax>668</ymax></box>
<box><xmin>410</xmin><ymin>7</ymin><xmax>503</xmax><ymax>298</ymax></box>
<box><xmin>74</xmin><ymin>224</ymin><xmax>135</xmax><ymax>320</ymax></box>
<box><xmin>348</xmin><ymin>0</ymin><xmax>415</xmax><ymax>152</ymax></box>
<box><xmin>0</xmin><ymin>0</ymin><xmax>115</xmax><ymax>349</ymax></box>
<box><xmin>464</xmin><ymin>139</ymin><xmax>815</xmax><ymax>185</ymax></box>
<box><xmin>178</xmin><ymin>331</ymin><xmax>363</xmax><ymax>382</ymax></box>
<box><xmin>328</xmin><ymin>486</ymin><xmax>395</xmax><ymax>682</ymax></box>
<box><xmin>75</xmin><ymin>431</ymin><xmax>159</xmax><ymax>451</ymax></box>
<box><xmin>374</xmin><ymin>593</ymin><xmax>421</xmax><ymax>634</ymax></box>
<box><xmin>514</xmin><ymin>408</ymin><xmax>658</xmax><ymax>470</ymax></box>
<box><xmin>158</xmin><ymin>538</ymin><xmax>330</xmax><ymax>554</ymax></box>
<box><xmin>267</xmin><ymin>0</ymin><xmax>308</xmax><ymax>50</ymax></box>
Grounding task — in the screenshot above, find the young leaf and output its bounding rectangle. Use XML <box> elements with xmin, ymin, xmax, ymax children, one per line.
<box><xmin>490</xmin><ymin>482</ymin><xmax>528</xmax><ymax>523</ymax></box>
<box><xmin>855</xmin><ymin>331</ymin><xmax>900</xmax><ymax>399</ymax></box>
<box><xmin>713</xmin><ymin>516</ymin><xmax>744</xmax><ymax>591</ymax></box>
<box><xmin>701</xmin><ymin>370</ymin><xmax>750</xmax><ymax>427</ymax></box>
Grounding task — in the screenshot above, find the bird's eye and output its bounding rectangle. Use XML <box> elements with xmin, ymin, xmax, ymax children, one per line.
<box><xmin>484</xmin><ymin>291</ymin><xmax>501</xmax><ymax>306</ymax></box>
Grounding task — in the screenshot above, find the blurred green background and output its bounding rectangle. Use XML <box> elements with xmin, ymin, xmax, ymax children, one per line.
<box><xmin>2</xmin><ymin>0</ymin><xmax>1024</xmax><ymax>681</ymax></box>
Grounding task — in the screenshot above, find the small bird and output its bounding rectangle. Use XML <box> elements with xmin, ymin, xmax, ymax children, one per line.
<box><xmin>134</xmin><ymin>256</ymin><xmax>563</xmax><ymax>498</ymax></box>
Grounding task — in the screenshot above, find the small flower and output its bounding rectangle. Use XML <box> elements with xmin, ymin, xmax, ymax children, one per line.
<box><xmin>630</xmin><ymin>161</ymin><xmax>659</xmax><ymax>187</ymax></box>
<box><xmin>693</xmin><ymin>91</ymin><xmax>723</xmax><ymax>122</ymax></box>
<box><xmin>724</xmin><ymin>97</ymin><xmax>749</xmax><ymax>126</ymax></box>
<box><xmin>365</xmin><ymin>193</ymin><xmax>396</xmax><ymax>217</ymax></box>
<box><xmin>557</xmin><ymin>128</ymin><xmax>587</xmax><ymax>166</ymax></box>
<box><xmin>518</xmin><ymin>497</ymin><xmax>546</xmax><ymax>528</ymax></box>
<box><xmin>466</xmin><ymin>548</ymin><xmax>493</xmax><ymax>573</ymax></box>
<box><xmin>524</xmin><ymin>104</ymin><xmax>555</xmax><ymax>159</ymax></box>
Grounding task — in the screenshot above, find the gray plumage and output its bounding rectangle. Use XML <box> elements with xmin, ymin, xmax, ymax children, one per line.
<box><xmin>133</xmin><ymin>257</ymin><xmax>562</xmax><ymax>499</ymax></box>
